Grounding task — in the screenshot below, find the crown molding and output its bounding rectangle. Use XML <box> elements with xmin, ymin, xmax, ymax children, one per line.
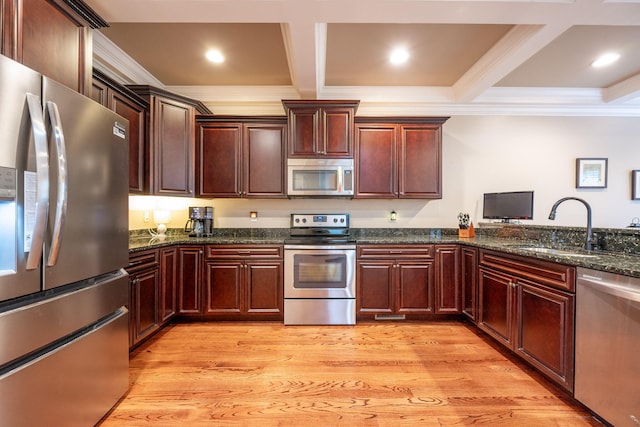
<box><xmin>93</xmin><ymin>31</ymin><xmax>164</xmax><ymax>87</ymax></box>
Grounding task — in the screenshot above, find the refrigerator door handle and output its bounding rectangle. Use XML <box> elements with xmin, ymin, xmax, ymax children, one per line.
<box><xmin>45</xmin><ymin>101</ymin><xmax>68</xmax><ymax>267</ymax></box>
<box><xmin>25</xmin><ymin>93</ymin><xmax>49</xmax><ymax>270</ymax></box>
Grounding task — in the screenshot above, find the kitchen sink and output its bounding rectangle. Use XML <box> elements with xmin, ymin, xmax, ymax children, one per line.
<box><xmin>513</xmin><ymin>246</ymin><xmax>598</xmax><ymax>258</ymax></box>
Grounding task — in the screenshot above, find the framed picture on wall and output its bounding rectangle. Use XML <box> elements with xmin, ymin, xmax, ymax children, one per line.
<box><xmin>632</xmin><ymin>170</ymin><xmax>640</xmax><ymax>200</ymax></box>
<box><xmin>576</xmin><ymin>158</ymin><xmax>608</xmax><ymax>189</ymax></box>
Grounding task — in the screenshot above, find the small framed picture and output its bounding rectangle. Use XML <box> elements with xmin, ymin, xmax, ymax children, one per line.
<box><xmin>632</xmin><ymin>170</ymin><xmax>640</xmax><ymax>200</ymax></box>
<box><xmin>576</xmin><ymin>158</ymin><xmax>608</xmax><ymax>189</ymax></box>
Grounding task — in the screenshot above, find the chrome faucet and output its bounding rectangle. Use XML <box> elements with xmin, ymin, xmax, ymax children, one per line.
<box><xmin>548</xmin><ymin>197</ymin><xmax>596</xmax><ymax>251</ymax></box>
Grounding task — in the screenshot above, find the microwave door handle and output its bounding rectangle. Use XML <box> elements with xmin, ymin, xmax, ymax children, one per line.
<box><xmin>45</xmin><ymin>101</ymin><xmax>68</xmax><ymax>267</ymax></box>
<box><xmin>25</xmin><ymin>93</ymin><xmax>50</xmax><ymax>270</ymax></box>
<box><xmin>337</xmin><ymin>167</ymin><xmax>343</xmax><ymax>192</ymax></box>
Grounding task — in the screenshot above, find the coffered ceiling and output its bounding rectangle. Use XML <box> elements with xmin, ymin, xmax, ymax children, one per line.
<box><xmin>85</xmin><ymin>0</ymin><xmax>640</xmax><ymax>116</ymax></box>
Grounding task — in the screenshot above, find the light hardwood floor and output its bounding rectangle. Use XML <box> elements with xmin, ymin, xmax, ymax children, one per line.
<box><xmin>99</xmin><ymin>321</ymin><xmax>602</xmax><ymax>427</ymax></box>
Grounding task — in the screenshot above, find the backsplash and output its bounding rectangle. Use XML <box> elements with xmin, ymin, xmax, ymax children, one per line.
<box><xmin>475</xmin><ymin>223</ymin><xmax>640</xmax><ymax>255</ymax></box>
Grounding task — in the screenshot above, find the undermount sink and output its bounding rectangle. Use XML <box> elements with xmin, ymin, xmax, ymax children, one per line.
<box><xmin>514</xmin><ymin>246</ymin><xmax>598</xmax><ymax>258</ymax></box>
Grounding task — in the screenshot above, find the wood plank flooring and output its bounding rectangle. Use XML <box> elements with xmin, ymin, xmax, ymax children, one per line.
<box><xmin>98</xmin><ymin>321</ymin><xmax>602</xmax><ymax>427</ymax></box>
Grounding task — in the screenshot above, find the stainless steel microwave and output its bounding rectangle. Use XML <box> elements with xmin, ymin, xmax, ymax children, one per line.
<box><xmin>287</xmin><ymin>158</ymin><xmax>354</xmax><ymax>197</ymax></box>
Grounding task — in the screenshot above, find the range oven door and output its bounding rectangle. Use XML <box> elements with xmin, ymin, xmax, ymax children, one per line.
<box><xmin>284</xmin><ymin>246</ymin><xmax>355</xmax><ymax>299</ymax></box>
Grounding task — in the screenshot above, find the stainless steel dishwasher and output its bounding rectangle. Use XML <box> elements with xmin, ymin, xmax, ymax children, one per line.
<box><xmin>575</xmin><ymin>267</ymin><xmax>640</xmax><ymax>426</ymax></box>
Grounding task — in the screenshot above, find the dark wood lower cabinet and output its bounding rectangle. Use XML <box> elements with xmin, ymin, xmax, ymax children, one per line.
<box><xmin>517</xmin><ymin>280</ymin><xmax>574</xmax><ymax>389</ymax></box>
<box><xmin>357</xmin><ymin>246</ymin><xmax>435</xmax><ymax>316</ymax></box>
<box><xmin>159</xmin><ymin>247</ymin><xmax>178</xmax><ymax>322</ymax></box>
<box><xmin>435</xmin><ymin>245</ymin><xmax>461</xmax><ymax>314</ymax></box>
<box><xmin>203</xmin><ymin>246</ymin><xmax>283</xmax><ymax>319</ymax></box>
<box><xmin>478</xmin><ymin>250</ymin><xmax>575</xmax><ymax>392</ymax></box>
<box><xmin>127</xmin><ymin>243</ymin><xmax>576</xmax><ymax>393</ymax></box>
<box><xmin>461</xmin><ymin>247</ymin><xmax>478</xmax><ymax>323</ymax></box>
<box><xmin>177</xmin><ymin>246</ymin><xmax>204</xmax><ymax>315</ymax></box>
<box><xmin>127</xmin><ymin>250</ymin><xmax>160</xmax><ymax>348</ymax></box>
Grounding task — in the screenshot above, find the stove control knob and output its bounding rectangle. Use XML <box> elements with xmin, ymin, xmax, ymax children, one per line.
<box><xmin>340</xmin><ymin>218</ymin><xmax>345</xmax><ymax>223</ymax></box>
<box><xmin>294</xmin><ymin>218</ymin><xmax>300</xmax><ymax>223</ymax></box>
<box><xmin>302</xmin><ymin>218</ymin><xmax>307</xmax><ymax>223</ymax></box>
<box><xmin>333</xmin><ymin>218</ymin><xmax>338</xmax><ymax>223</ymax></box>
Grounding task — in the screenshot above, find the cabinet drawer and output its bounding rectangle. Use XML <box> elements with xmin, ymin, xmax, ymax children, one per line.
<box><xmin>127</xmin><ymin>250</ymin><xmax>159</xmax><ymax>273</ymax></box>
<box><xmin>357</xmin><ymin>245</ymin><xmax>434</xmax><ymax>259</ymax></box>
<box><xmin>206</xmin><ymin>245</ymin><xmax>283</xmax><ymax>259</ymax></box>
<box><xmin>479</xmin><ymin>250</ymin><xmax>575</xmax><ymax>292</ymax></box>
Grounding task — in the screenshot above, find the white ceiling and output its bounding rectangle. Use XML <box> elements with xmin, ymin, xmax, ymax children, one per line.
<box><xmin>85</xmin><ymin>0</ymin><xmax>640</xmax><ymax>116</ymax></box>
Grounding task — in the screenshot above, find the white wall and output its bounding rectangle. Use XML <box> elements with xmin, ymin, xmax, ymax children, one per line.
<box><xmin>130</xmin><ymin>115</ymin><xmax>640</xmax><ymax>231</ymax></box>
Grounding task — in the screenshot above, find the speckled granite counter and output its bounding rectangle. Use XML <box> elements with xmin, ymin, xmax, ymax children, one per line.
<box><xmin>129</xmin><ymin>227</ymin><xmax>640</xmax><ymax>279</ymax></box>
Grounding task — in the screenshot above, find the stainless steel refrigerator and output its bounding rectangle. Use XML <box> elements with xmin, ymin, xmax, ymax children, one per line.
<box><xmin>0</xmin><ymin>54</ymin><xmax>130</xmax><ymax>426</ymax></box>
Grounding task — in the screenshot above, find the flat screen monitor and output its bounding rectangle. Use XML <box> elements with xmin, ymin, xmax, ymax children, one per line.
<box><xmin>483</xmin><ymin>191</ymin><xmax>534</xmax><ymax>221</ymax></box>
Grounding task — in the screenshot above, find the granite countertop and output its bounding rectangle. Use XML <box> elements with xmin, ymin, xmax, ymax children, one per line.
<box><xmin>129</xmin><ymin>231</ymin><xmax>640</xmax><ymax>279</ymax></box>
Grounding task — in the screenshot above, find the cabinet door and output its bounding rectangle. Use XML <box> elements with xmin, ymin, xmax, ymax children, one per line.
<box><xmin>478</xmin><ymin>268</ymin><xmax>516</xmax><ymax>348</ymax></box>
<box><xmin>19</xmin><ymin>0</ymin><xmax>90</xmax><ymax>93</ymax></box>
<box><xmin>461</xmin><ymin>247</ymin><xmax>478</xmax><ymax>322</ymax></box>
<box><xmin>517</xmin><ymin>280</ymin><xmax>575</xmax><ymax>392</ymax></box>
<box><xmin>111</xmin><ymin>90</ymin><xmax>148</xmax><ymax>193</ymax></box>
<box><xmin>177</xmin><ymin>246</ymin><xmax>203</xmax><ymax>315</ymax></box>
<box><xmin>197</xmin><ymin>123</ymin><xmax>242</xmax><ymax>197</ymax></box>
<box><xmin>398</xmin><ymin>125</ymin><xmax>441</xmax><ymax>199</ymax></box>
<box><xmin>323</xmin><ymin>107</ymin><xmax>354</xmax><ymax>157</ymax></box>
<box><xmin>204</xmin><ymin>261</ymin><xmax>243</xmax><ymax>315</ymax></box>
<box><xmin>355</xmin><ymin>124</ymin><xmax>397</xmax><ymax>198</ymax></box>
<box><xmin>244</xmin><ymin>124</ymin><xmax>286</xmax><ymax>198</ymax></box>
<box><xmin>245</xmin><ymin>260</ymin><xmax>283</xmax><ymax>315</ymax></box>
<box><xmin>130</xmin><ymin>268</ymin><xmax>159</xmax><ymax>346</ymax></box>
<box><xmin>153</xmin><ymin>97</ymin><xmax>195</xmax><ymax>196</ymax></box>
<box><xmin>396</xmin><ymin>261</ymin><xmax>434</xmax><ymax>314</ymax></box>
<box><xmin>435</xmin><ymin>245</ymin><xmax>461</xmax><ymax>314</ymax></box>
<box><xmin>287</xmin><ymin>106</ymin><xmax>319</xmax><ymax>157</ymax></box>
<box><xmin>159</xmin><ymin>247</ymin><xmax>177</xmax><ymax>323</ymax></box>
<box><xmin>357</xmin><ymin>260</ymin><xmax>395</xmax><ymax>314</ymax></box>
<box><xmin>91</xmin><ymin>78</ymin><xmax>108</xmax><ymax>106</ymax></box>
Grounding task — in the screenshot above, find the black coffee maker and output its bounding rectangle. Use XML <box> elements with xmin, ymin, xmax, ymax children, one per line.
<box><xmin>184</xmin><ymin>206</ymin><xmax>213</xmax><ymax>237</ymax></box>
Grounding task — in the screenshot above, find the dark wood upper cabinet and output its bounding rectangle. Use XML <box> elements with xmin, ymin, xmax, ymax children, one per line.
<box><xmin>3</xmin><ymin>0</ymin><xmax>108</xmax><ymax>95</ymax></box>
<box><xmin>283</xmin><ymin>100</ymin><xmax>359</xmax><ymax>158</ymax></box>
<box><xmin>354</xmin><ymin>123</ymin><xmax>397</xmax><ymax>198</ymax></box>
<box><xmin>92</xmin><ymin>70</ymin><xmax>149</xmax><ymax>193</ymax></box>
<box><xmin>196</xmin><ymin>116</ymin><xmax>287</xmax><ymax>198</ymax></box>
<box><xmin>355</xmin><ymin>117</ymin><xmax>448</xmax><ymax>199</ymax></box>
<box><xmin>128</xmin><ymin>85</ymin><xmax>211</xmax><ymax>197</ymax></box>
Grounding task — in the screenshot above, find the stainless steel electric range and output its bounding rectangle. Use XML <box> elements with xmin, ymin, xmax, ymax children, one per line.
<box><xmin>283</xmin><ymin>214</ymin><xmax>356</xmax><ymax>325</ymax></box>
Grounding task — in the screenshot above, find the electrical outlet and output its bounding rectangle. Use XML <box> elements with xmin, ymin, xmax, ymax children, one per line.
<box><xmin>143</xmin><ymin>211</ymin><xmax>150</xmax><ymax>222</ymax></box>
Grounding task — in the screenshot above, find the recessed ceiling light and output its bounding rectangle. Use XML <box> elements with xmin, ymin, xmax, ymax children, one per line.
<box><xmin>389</xmin><ymin>48</ymin><xmax>409</xmax><ymax>65</ymax></box>
<box><xmin>591</xmin><ymin>52</ymin><xmax>620</xmax><ymax>68</ymax></box>
<box><xmin>205</xmin><ymin>49</ymin><xmax>225</xmax><ymax>64</ymax></box>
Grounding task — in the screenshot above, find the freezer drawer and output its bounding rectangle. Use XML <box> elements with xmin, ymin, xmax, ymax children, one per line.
<box><xmin>0</xmin><ymin>308</ymin><xmax>129</xmax><ymax>426</ymax></box>
<box><xmin>0</xmin><ymin>270</ymin><xmax>128</xmax><ymax>367</ymax></box>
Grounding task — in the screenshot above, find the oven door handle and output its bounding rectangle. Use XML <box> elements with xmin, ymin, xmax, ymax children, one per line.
<box><xmin>284</xmin><ymin>245</ymin><xmax>356</xmax><ymax>250</ymax></box>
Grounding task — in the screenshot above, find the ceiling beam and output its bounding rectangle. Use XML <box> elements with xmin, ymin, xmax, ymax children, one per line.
<box><xmin>603</xmin><ymin>73</ymin><xmax>640</xmax><ymax>104</ymax></box>
<box><xmin>453</xmin><ymin>24</ymin><xmax>570</xmax><ymax>102</ymax></box>
<box><xmin>281</xmin><ymin>21</ymin><xmax>318</xmax><ymax>98</ymax></box>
